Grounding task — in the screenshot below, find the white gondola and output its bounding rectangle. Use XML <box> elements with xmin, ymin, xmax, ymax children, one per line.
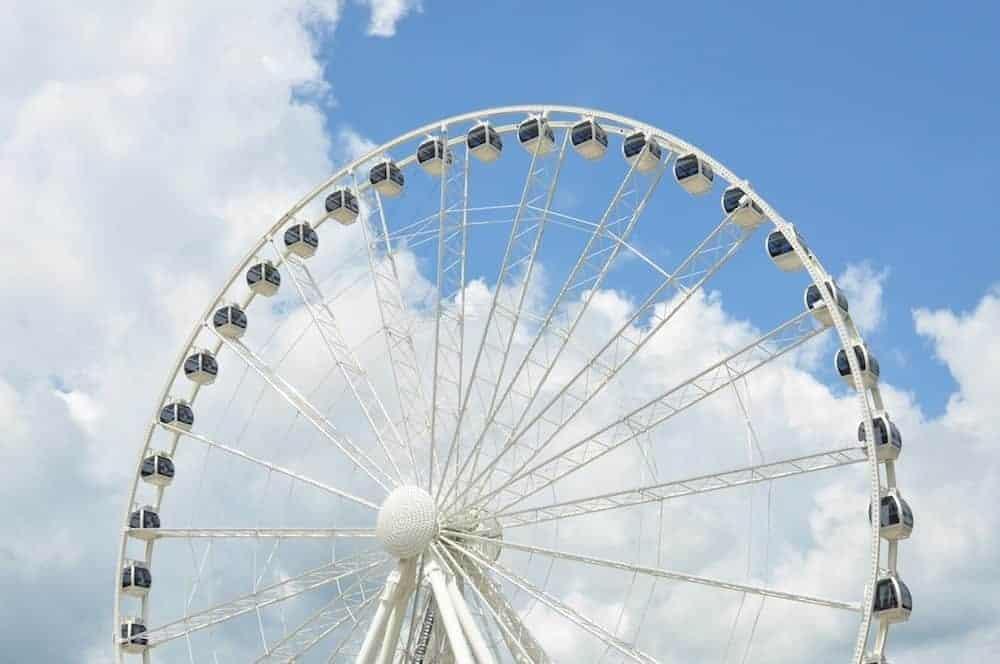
<box><xmin>417</xmin><ymin>137</ymin><xmax>452</xmax><ymax>176</ymax></box>
<box><xmin>246</xmin><ymin>259</ymin><xmax>281</xmax><ymax>297</ymax></box>
<box><xmin>141</xmin><ymin>452</ymin><xmax>175</xmax><ymax>487</ymax></box>
<box><xmin>325</xmin><ymin>188</ymin><xmax>360</xmax><ymax>225</ymax></box>
<box><xmin>859</xmin><ymin>412</ymin><xmax>903</xmax><ymax>462</ymax></box>
<box><xmin>872</xmin><ymin>575</ymin><xmax>912</xmax><ymax>623</ymax></box>
<box><xmin>673</xmin><ymin>152</ymin><xmax>714</xmax><ymax>195</ymax></box>
<box><xmin>121</xmin><ymin>560</ymin><xmax>152</xmax><ymax>597</ymax></box>
<box><xmin>766</xmin><ymin>225</ymin><xmax>810</xmax><ymax>271</ymax></box>
<box><xmin>836</xmin><ymin>343</ymin><xmax>880</xmax><ymax>389</ymax></box>
<box><xmin>873</xmin><ymin>490</ymin><xmax>914</xmax><ymax>541</ymax></box>
<box><xmin>369</xmin><ymin>160</ymin><xmax>405</xmax><ymax>197</ymax></box>
<box><xmin>183</xmin><ymin>349</ymin><xmax>218</xmax><ymax>385</ymax></box>
<box><xmin>721</xmin><ymin>185</ymin><xmax>766</xmax><ymax>229</ymax></box>
<box><xmin>158</xmin><ymin>399</ymin><xmax>193</xmax><ymax>431</ymax></box>
<box><xmin>622</xmin><ymin>131</ymin><xmax>662</xmax><ymax>174</ymax></box>
<box><xmin>128</xmin><ymin>505</ymin><xmax>161</xmax><ymax>540</ymax></box>
<box><xmin>284</xmin><ymin>222</ymin><xmax>319</xmax><ymax>258</ymax></box>
<box><xmin>467</xmin><ymin>123</ymin><xmax>503</xmax><ymax>163</ymax></box>
<box><xmin>120</xmin><ymin>618</ymin><xmax>149</xmax><ymax>654</ymax></box>
<box><xmin>213</xmin><ymin>303</ymin><xmax>247</xmax><ymax>340</ymax></box>
<box><xmin>518</xmin><ymin>116</ymin><xmax>556</xmax><ymax>156</ymax></box>
<box><xmin>570</xmin><ymin>118</ymin><xmax>608</xmax><ymax>160</ymax></box>
<box><xmin>804</xmin><ymin>280</ymin><xmax>848</xmax><ymax>327</ymax></box>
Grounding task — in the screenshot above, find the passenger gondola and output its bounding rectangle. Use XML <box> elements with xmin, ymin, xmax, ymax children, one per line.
<box><xmin>120</xmin><ymin>618</ymin><xmax>149</xmax><ymax>653</ymax></box>
<box><xmin>836</xmin><ymin>343</ymin><xmax>880</xmax><ymax>389</ymax></box>
<box><xmin>158</xmin><ymin>399</ymin><xmax>193</xmax><ymax>431</ymax></box>
<box><xmin>766</xmin><ymin>226</ymin><xmax>810</xmax><ymax>271</ymax></box>
<box><xmin>417</xmin><ymin>137</ymin><xmax>452</xmax><ymax>176</ymax></box>
<box><xmin>674</xmin><ymin>152</ymin><xmax>714</xmax><ymax>195</ymax></box>
<box><xmin>871</xmin><ymin>490</ymin><xmax>914</xmax><ymax>541</ymax></box>
<box><xmin>141</xmin><ymin>452</ymin><xmax>175</xmax><ymax>487</ymax></box>
<box><xmin>121</xmin><ymin>560</ymin><xmax>152</xmax><ymax>597</ymax></box>
<box><xmin>284</xmin><ymin>221</ymin><xmax>319</xmax><ymax>258</ymax></box>
<box><xmin>247</xmin><ymin>259</ymin><xmax>281</xmax><ymax>296</ymax></box>
<box><xmin>804</xmin><ymin>280</ymin><xmax>848</xmax><ymax>327</ymax></box>
<box><xmin>325</xmin><ymin>188</ymin><xmax>360</xmax><ymax>225</ymax></box>
<box><xmin>571</xmin><ymin>118</ymin><xmax>608</xmax><ymax>160</ymax></box>
<box><xmin>369</xmin><ymin>159</ymin><xmax>405</xmax><ymax>197</ymax></box>
<box><xmin>872</xmin><ymin>575</ymin><xmax>912</xmax><ymax>623</ymax></box>
<box><xmin>518</xmin><ymin>116</ymin><xmax>556</xmax><ymax>155</ymax></box>
<box><xmin>183</xmin><ymin>349</ymin><xmax>218</xmax><ymax>385</ymax></box>
<box><xmin>467</xmin><ymin>123</ymin><xmax>503</xmax><ymax>163</ymax></box>
<box><xmin>622</xmin><ymin>131</ymin><xmax>662</xmax><ymax>174</ymax></box>
<box><xmin>858</xmin><ymin>412</ymin><xmax>903</xmax><ymax>462</ymax></box>
<box><xmin>721</xmin><ymin>185</ymin><xmax>765</xmax><ymax>229</ymax></box>
<box><xmin>213</xmin><ymin>303</ymin><xmax>247</xmax><ymax>340</ymax></box>
<box><xmin>128</xmin><ymin>505</ymin><xmax>161</xmax><ymax>540</ymax></box>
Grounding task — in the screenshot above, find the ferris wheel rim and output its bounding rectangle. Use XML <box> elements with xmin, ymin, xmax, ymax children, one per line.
<box><xmin>114</xmin><ymin>104</ymin><xmax>900</xmax><ymax>664</ymax></box>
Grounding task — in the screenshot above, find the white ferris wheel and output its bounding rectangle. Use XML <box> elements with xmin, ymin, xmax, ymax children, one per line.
<box><xmin>115</xmin><ymin>106</ymin><xmax>913</xmax><ymax>664</ymax></box>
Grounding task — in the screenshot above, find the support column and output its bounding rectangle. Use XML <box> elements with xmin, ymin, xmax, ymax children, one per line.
<box><xmin>424</xmin><ymin>554</ymin><xmax>476</xmax><ymax>664</ymax></box>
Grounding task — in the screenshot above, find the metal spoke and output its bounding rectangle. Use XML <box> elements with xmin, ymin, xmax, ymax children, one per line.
<box><xmin>167</xmin><ymin>425</ymin><xmax>378</xmax><ymax>510</ymax></box>
<box><xmin>139</xmin><ymin>550</ymin><xmax>386</xmax><ymax>647</ymax></box>
<box><xmin>474</xmin><ymin>310</ymin><xmax>826</xmax><ymax>513</ymax></box>
<box><xmin>280</xmin><ymin>244</ymin><xmax>407</xmax><ymax>484</ymax></box>
<box><xmin>460</xmin><ymin>215</ymin><xmax>754</xmax><ymax>509</ymax></box>
<box><xmin>429</xmin><ymin>132</ymin><xmax>470</xmax><ymax>495</ymax></box>
<box><xmin>438</xmin><ymin>126</ymin><xmax>571</xmax><ymax>501</ymax></box>
<box><xmin>211</xmin><ymin>329</ymin><xmax>394</xmax><ymax>492</ymax></box>
<box><xmin>256</xmin><ymin>568</ymin><xmax>386</xmax><ymax>663</ymax></box>
<box><xmin>494</xmin><ymin>445</ymin><xmax>867</xmax><ymax>529</ymax></box>
<box><xmin>446</xmin><ymin>539</ymin><xmax>660</xmax><ymax>664</ymax></box>
<box><xmin>450</xmin><ymin>534</ymin><xmax>861</xmax><ymax>613</ymax></box>
<box><xmin>359</xmin><ymin>181</ymin><xmax>434</xmax><ymax>487</ymax></box>
<box><xmin>445</xmin><ymin>149</ymin><xmax>669</xmax><ymax>509</ymax></box>
<box><xmin>435</xmin><ymin>541</ymin><xmax>549</xmax><ymax>664</ymax></box>
<box><xmin>140</xmin><ymin>529</ymin><xmax>375</xmax><ymax>540</ymax></box>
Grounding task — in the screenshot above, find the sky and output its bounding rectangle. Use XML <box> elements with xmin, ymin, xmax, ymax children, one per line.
<box><xmin>1</xmin><ymin>1</ymin><xmax>999</xmax><ymax>662</ymax></box>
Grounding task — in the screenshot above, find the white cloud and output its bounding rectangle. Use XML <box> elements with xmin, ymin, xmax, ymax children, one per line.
<box><xmin>358</xmin><ymin>0</ymin><xmax>422</xmax><ymax>37</ymax></box>
<box><xmin>838</xmin><ymin>260</ymin><xmax>889</xmax><ymax>333</ymax></box>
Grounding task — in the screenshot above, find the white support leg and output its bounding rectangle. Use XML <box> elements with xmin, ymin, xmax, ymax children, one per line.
<box><xmin>446</xmin><ymin>564</ymin><xmax>496</xmax><ymax>664</ymax></box>
<box><xmin>424</xmin><ymin>555</ymin><xmax>476</xmax><ymax>664</ymax></box>
<box><xmin>357</xmin><ymin>560</ymin><xmax>416</xmax><ymax>664</ymax></box>
<box><xmin>375</xmin><ymin>603</ymin><xmax>406</xmax><ymax>664</ymax></box>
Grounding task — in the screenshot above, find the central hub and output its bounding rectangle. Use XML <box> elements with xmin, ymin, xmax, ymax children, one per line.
<box><xmin>375</xmin><ymin>485</ymin><xmax>438</xmax><ymax>559</ymax></box>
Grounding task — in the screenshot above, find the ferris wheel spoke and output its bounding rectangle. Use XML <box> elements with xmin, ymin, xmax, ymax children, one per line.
<box><xmin>455</xmin><ymin>534</ymin><xmax>861</xmax><ymax>613</ymax></box>
<box><xmin>360</xmin><ymin>185</ymin><xmax>434</xmax><ymax>488</ymax></box>
<box><xmin>166</xmin><ymin>425</ymin><xmax>378</xmax><ymax>510</ymax></box>
<box><xmin>138</xmin><ymin>550</ymin><xmax>386</xmax><ymax>647</ymax></box>
<box><xmin>255</xmin><ymin>568</ymin><xmax>386</xmax><ymax>663</ymax></box>
<box><xmin>438</xmin><ymin>126</ymin><xmax>572</xmax><ymax>503</ymax></box>
<box><xmin>429</xmin><ymin>134</ymin><xmax>471</xmax><ymax>495</ymax></box>
<box><xmin>494</xmin><ymin>445</ymin><xmax>868</xmax><ymax>529</ymax></box>
<box><xmin>463</xmin><ymin>215</ymin><xmax>754</xmax><ymax>507</ymax></box>
<box><xmin>435</xmin><ymin>541</ymin><xmax>550</xmax><ymax>664</ymax></box>
<box><xmin>446</xmin><ymin>150</ymin><xmax>670</xmax><ymax>510</ymax></box>
<box><xmin>210</xmin><ymin>330</ymin><xmax>395</xmax><ymax>492</ymax></box>
<box><xmin>446</xmin><ymin>539</ymin><xmax>660</xmax><ymax>664</ymax></box>
<box><xmin>477</xmin><ymin>310</ymin><xmax>826</xmax><ymax>513</ymax></box>
<box><xmin>279</xmin><ymin>247</ymin><xmax>408</xmax><ymax>484</ymax></box>
<box><xmin>140</xmin><ymin>529</ymin><xmax>376</xmax><ymax>540</ymax></box>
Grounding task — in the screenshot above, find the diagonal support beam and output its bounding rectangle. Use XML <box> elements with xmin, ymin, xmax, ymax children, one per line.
<box><xmin>450</xmin><ymin>534</ymin><xmax>861</xmax><ymax>613</ymax></box>
<box><xmin>494</xmin><ymin>445</ymin><xmax>868</xmax><ymax>529</ymax></box>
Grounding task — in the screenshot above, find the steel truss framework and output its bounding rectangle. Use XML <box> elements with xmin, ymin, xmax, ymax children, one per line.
<box><xmin>117</xmin><ymin>106</ymin><xmax>906</xmax><ymax>664</ymax></box>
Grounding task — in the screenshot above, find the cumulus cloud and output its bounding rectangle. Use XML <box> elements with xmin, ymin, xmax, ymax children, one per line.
<box><xmin>358</xmin><ymin>0</ymin><xmax>423</xmax><ymax>37</ymax></box>
<box><xmin>838</xmin><ymin>261</ymin><xmax>889</xmax><ymax>333</ymax></box>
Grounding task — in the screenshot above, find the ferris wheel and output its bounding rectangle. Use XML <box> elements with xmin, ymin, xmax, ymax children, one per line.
<box><xmin>115</xmin><ymin>106</ymin><xmax>913</xmax><ymax>664</ymax></box>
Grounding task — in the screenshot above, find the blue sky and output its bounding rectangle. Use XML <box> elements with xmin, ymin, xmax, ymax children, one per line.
<box><xmin>2</xmin><ymin>2</ymin><xmax>999</xmax><ymax>661</ymax></box>
<box><xmin>323</xmin><ymin>1</ymin><xmax>999</xmax><ymax>413</ymax></box>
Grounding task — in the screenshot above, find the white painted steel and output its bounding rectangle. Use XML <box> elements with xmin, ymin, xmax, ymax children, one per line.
<box><xmin>117</xmin><ymin>105</ymin><xmax>902</xmax><ymax>663</ymax></box>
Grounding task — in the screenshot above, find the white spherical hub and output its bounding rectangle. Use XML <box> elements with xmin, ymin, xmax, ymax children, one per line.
<box><xmin>376</xmin><ymin>485</ymin><xmax>438</xmax><ymax>559</ymax></box>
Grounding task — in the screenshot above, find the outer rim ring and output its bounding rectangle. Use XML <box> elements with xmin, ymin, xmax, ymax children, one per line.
<box><xmin>114</xmin><ymin>105</ymin><xmax>890</xmax><ymax>663</ymax></box>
